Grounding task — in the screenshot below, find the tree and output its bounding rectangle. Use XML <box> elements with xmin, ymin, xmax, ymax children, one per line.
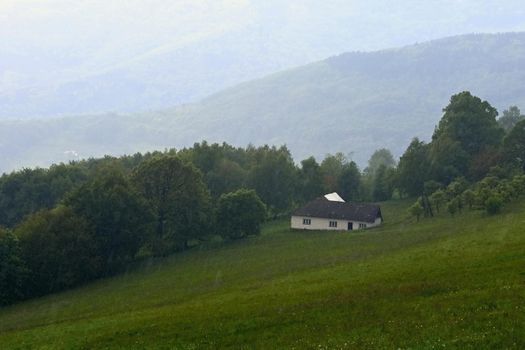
<box><xmin>0</xmin><ymin>164</ymin><xmax>88</xmax><ymax>228</ymax></box>
<box><xmin>485</xmin><ymin>195</ymin><xmax>503</xmax><ymax>215</ymax></box>
<box><xmin>511</xmin><ymin>175</ymin><xmax>525</xmax><ymax>196</ymax></box>
<box><xmin>372</xmin><ymin>164</ymin><xmax>393</xmax><ymax>201</ymax></box>
<box><xmin>298</xmin><ymin>157</ymin><xmax>324</xmax><ymax>202</ymax></box>
<box><xmin>132</xmin><ymin>155</ymin><xmax>211</xmax><ymax>255</ymax></box>
<box><xmin>430</xmin><ymin>189</ymin><xmax>446</xmax><ymax>214</ymax></box>
<box><xmin>248</xmin><ymin>146</ymin><xmax>296</xmax><ymax>213</ymax></box>
<box><xmin>498</xmin><ymin>106</ymin><xmax>524</xmax><ymax>133</ymax></box>
<box><xmin>67</xmin><ymin>166</ymin><xmax>153</xmax><ymax>270</ymax></box>
<box><xmin>428</xmin><ymin>136</ymin><xmax>469</xmax><ymax>184</ymax></box>
<box><xmin>433</xmin><ymin>91</ymin><xmax>504</xmax><ymax>157</ymax></box>
<box><xmin>397</xmin><ymin>138</ymin><xmax>429</xmax><ymax>197</ymax></box>
<box><xmin>206</xmin><ymin>159</ymin><xmax>247</xmax><ymax>198</ymax></box>
<box><xmin>320</xmin><ymin>152</ymin><xmax>347</xmax><ymax>193</ymax></box>
<box><xmin>462</xmin><ymin>189</ymin><xmax>476</xmax><ymax>210</ymax></box>
<box><xmin>408</xmin><ymin>199</ymin><xmax>424</xmax><ymax>222</ymax></box>
<box><xmin>0</xmin><ymin>228</ymin><xmax>28</xmax><ymax>305</ymax></box>
<box><xmin>446</xmin><ymin>198</ymin><xmax>458</xmax><ymax>217</ymax></box>
<box><xmin>15</xmin><ymin>206</ymin><xmax>100</xmax><ymax>296</ymax></box>
<box><xmin>446</xmin><ymin>178</ymin><xmax>469</xmax><ymax>212</ymax></box>
<box><xmin>366</xmin><ymin>148</ymin><xmax>396</xmax><ymax>176</ymax></box>
<box><xmin>338</xmin><ymin>161</ymin><xmax>361</xmax><ymax>201</ymax></box>
<box><xmin>503</xmin><ymin>120</ymin><xmax>525</xmax><ymax>172</ymax></box>
<box><xmin>216</xmin><ymin>189</ymin><xmax>267</xmax><ymax>240</ymax></box>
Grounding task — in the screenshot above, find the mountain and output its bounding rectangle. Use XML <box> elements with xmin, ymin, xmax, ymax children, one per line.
<box><xmin>2</xmin><ymin>32</ymin><xmax>525</xmax><ymax>172</ymax></box>
<box><xmin>3</xmin><ymin>1</ymin><xmax>525</xmax><ymax>119</ymax></box>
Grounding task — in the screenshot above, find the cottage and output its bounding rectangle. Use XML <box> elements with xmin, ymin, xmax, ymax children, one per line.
<box><xmin>291</xmin><ymin>192</ymin><xmax>382</xmax><ymax>231</ymax></box>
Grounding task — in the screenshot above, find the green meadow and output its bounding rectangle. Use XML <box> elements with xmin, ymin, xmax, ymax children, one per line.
<box><xmin>0</xmin><ymin>199</ymin><xmax>524</xmax><ymax>349</ymax></box>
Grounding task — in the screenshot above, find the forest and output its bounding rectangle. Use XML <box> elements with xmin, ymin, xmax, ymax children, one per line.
<box><xmin>1</xmin><ymin>91</ymin><xmax>524</xmax><ymax>306</ymax></box>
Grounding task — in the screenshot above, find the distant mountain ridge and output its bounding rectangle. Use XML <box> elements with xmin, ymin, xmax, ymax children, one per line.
<box><xmin>1</xmin><ymin>32</ymin><xmax>525</xmax><ymax>173</ymax></box>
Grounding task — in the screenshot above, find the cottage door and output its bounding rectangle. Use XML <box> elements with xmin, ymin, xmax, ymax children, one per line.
<box><xmin>347</xmin><ymin>222</ymin><xmax>353</xmax><ymax>230</ymax></box>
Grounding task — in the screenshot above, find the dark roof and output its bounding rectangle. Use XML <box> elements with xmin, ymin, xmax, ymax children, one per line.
<box><xmin>292</xmin><ymin>197</ymin><xmax>382</xmax><ymax>223</ymax></box>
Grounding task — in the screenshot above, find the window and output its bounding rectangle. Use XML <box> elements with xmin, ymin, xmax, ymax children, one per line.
<box><xmin>329</xmin><ymin>221</ymin><xmax>337</xmax><ymax>228</ymax></box>
<box><xmin>303</xmin><ymin>218</ymin><xmax>311</xmax><ymax>225</ymax></box>
<box><xmin>359</xmin><ymin>223</ymin><xmax>367</xmax><ymax>229</ymax></box>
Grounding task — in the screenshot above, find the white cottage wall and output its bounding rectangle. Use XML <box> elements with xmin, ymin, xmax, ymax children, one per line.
<box><xmin>291</xmin><ymin>216</ymin><xmax>381</xmax><ymax>231</ymax></box>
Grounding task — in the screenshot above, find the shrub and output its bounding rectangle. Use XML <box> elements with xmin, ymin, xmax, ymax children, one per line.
<box><xmin>408</xmin><ymin>198</ymin><xmax>424</xmax><ymax>222</ymax></box>
<box><xmin>217</xmin><ymin>189</ymin><xmax>267</xmax><ymax>239</ymax></box>
<box><xmin>485</xmin><ymin>195</ymin><xmax>503</xmax><ymax>215</ymax></box>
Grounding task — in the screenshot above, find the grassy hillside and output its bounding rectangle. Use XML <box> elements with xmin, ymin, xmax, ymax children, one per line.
<box><xmin>2</xmin><ymin>32</ymin><xmax>525</xmax><ymax>173</ymax></box>
<box><xmin>1</xmin><ymin>199</ymin><xmax>524</xmax><ymax>349</ymax></box>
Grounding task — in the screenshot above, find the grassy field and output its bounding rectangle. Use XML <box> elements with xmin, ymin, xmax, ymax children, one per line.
<box><xmin>0</xmin><ymin>199</ymin><xmax>524</xmax><ymax>349</ymax></box>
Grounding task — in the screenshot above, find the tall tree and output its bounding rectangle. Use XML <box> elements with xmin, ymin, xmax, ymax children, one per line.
<box><xmin>15</xmin><ymin>206</ymin><xmax>100</xmax><ymax>296</ymax></box>
<box><xmin>320</xmin><ymin>152</ymin><xmax>347</xmax><ymax>193</ymax></box>
<box><xmin>339</xmin><ymin>161</ymin><xmax>361</xmax><ymax>201</ymax></box>
<box><xmin>371</xmin><ymin>164</ymin><xmax>394</xmax><ymax>201</ymax></box>
<box><xmin>366</xmin><ymin>148</ymin><xmax>396</xmax><ymax>176</ymax></box>
<box><xmin>397</xmin><ymin>138</ymin><xmax>430</xmax><ymax>197</ymax></box>
<box><xmin>132</xmin><ymin>155</ymin><xmax>211</xmax><ymax>255</ymax></box>
<box><xmin>0</xmin><ymin>228</ymin><xmax>28</xmax><ymax>305</ymax></box>
<box><xmin>67</xmin><ymin>166</ymin><xmax>153</xmax><ymax>270</ymax></box>
<box><xmin>298</xmin><ymin>157</ymin><xmax>324</xmax><ymax>202</ymax></box>
<box><xmin>430</xmin><ymin>91</ymin><xmax>504</xmax><ymax>183</ymax></box>
<box><xmin>432</xmin><ymin>91</ymin><xmax>504</xmax><ymax>157</ymax></box>
<box><xmin>248</xmin><ymin>146</ymin><xmax>296</xmax><ymax>213</ymax></box>
<box><xmin>503</xmin><ymin>120</ymin><xmax>525</xmax><ymax>172</ymax></box>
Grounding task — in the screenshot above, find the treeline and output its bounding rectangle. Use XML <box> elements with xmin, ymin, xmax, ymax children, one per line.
<box><xmin>1</xmin><ymin>91</ymin><xmax>524</xmax><ymax>305</ymax></box>
<box><xmin>397</xmin><ymin>92</ymin><xmax>525</xmax><ymax>220</ymax></box>
<box><xmin>0</xmin><ymin>142</ymin><xmax>387</xmax><ymax>305</ymax></box>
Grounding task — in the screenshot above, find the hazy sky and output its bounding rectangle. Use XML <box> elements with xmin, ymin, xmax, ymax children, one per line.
<box><xmin>2</xmin><ymin>0</ymin><xmax>525</xmax><ymax>114</ymax></box>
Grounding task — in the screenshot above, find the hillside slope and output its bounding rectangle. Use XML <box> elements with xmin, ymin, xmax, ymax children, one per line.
<box><xmin>2</xmin><ymin>32</ymin><xmax>525</xmax><ymax>172</ymax></box>
<box><xmin>0</xmin><ymin>199</ymin><xmax>524</xmax><ymax>349</ymax></box>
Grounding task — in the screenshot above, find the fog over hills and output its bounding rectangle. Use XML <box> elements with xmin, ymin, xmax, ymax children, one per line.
<box><xmin>2</xmin><ymin>0</ymin><xmax>525</xmax><ymax>118</ymax></box>
<box><xmin>2</xmin><ymin>32</ymin><xmax>525</xmax><ymax>173</ymax></box>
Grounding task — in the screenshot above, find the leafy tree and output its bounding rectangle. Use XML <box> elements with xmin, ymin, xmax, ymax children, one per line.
<box><xmin>320</xmin><ymin>152</ymin><xmax>347</xmax><ymax>193</ymax></box>
<box><xmin>485</xmin><ymin>195</ymin><xmax>503</xmax><ymax>215</ymax></box>
<box><xmin>298</xmin><ymin>157</ymin><xmax>324</xmax><ymax>202</ymax></box>
<box><xmin>430</xmin><ymin>189</ymin><xmax>446</xmax><ymax>214</ymax></box>
<box><xmin>366</xmin><ymin>148</ymin><xmax>396</xmax><ymax>176</ymax></box>
<box><xmin>216</xmin><ymin>189</ymin><xmax>267</xmax><ymax>240</ymax></box>
<box><xmin>339</xmin><ymin>161</ymin><xmax>361</xmax><ymax>201</ymax></box>
<box><xmin>468</xmin><ymin>147</ymin><xmax>502</xmax><ymax>181</ymax></box>
<box><xmin>446</xmin><ymin>198</ymin><xmax>458</xmax><ymax>217</ymax></box>
<box><xmin>433</xmin><ymin>91</ymin><xmax>504</xmax><ymax>157</ymax></box>
<box><xmin>248</xmin><ymin>146</ymin><xmax>296</xmax><ymax>213</ymax></box>
<box><xmin>496</xmin><ymin>180</ymin><xmax>514</xmax><ymax>203</ymax></box>
<box><xmin>408</xmin><ymin>199</ymin><xmax>424</xmax><ymax>222</ymax></box>
<box><xmin>397</xmin><ymin>138</ymin><xmax>429</xmax><ymax>197</ymax></box>
<box><xmin>372</xmin><ymin>164</ymin><xmax>393</xmax><ymax>201</ymax></box>
<box><xmin>67</xmin><ymin>166</ymin><xmax>153</xmax><ymax>270</ymax></box>
<box><xmin>428</xmin><ymin>136</ymin><xmax>469</xmax><ymax>184</ymax></box>
<box><xmin>511</xmin><ymin>175</ymin><xmax>525</xmax><ymax>196</ymax></box>
<box><xmin>424</xmin><ymin>181</ymin><xmax>443</xmax><ymax>196</ymax></box>
<box><xmin>206</xmin><ymin>159</ymin><xmax>247</xmax><ymax>198</ymax></box>
<box><xmin>15</xmin><ymin>206</ymin><xmax>100</xmax><ymax>296</ymax></box>
<box><xmin>0</xmin><ymin>164</ymin><xmax>88</xmax><ymax>228</ymax></box>
<box><xmin>132</xmin><ymin>155</ymin><xmax>211</xmax><ymax>255</ymax></box>
<box><xmin>503</xmin><ymin>120</ymin><xmax>525</xmax><ymax>172</ymax></box>
<box><xmin>447</xmin><ymin>178</ymin><xmax>469</xmax><ymax>213</ymax></box>
<box><xmin>0</xmin><ymin>228</ymin><xmax>28</xmax><ymax>305</ymax></box>
<box><xmin>462</xmin><ymin>189</ymin><xmax>476</xmax><ymax>210</ymax></box>
<box><xmin>498</xmin><ymin>106</ymin><xmax>524</xmax><ymax>133</ymax></box>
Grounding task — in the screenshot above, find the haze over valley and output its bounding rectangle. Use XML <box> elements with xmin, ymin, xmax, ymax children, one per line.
<box><xmin>1</xmin><ymin>32</ymin><xmax>525</xmax><ymax>172</ymax></box>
